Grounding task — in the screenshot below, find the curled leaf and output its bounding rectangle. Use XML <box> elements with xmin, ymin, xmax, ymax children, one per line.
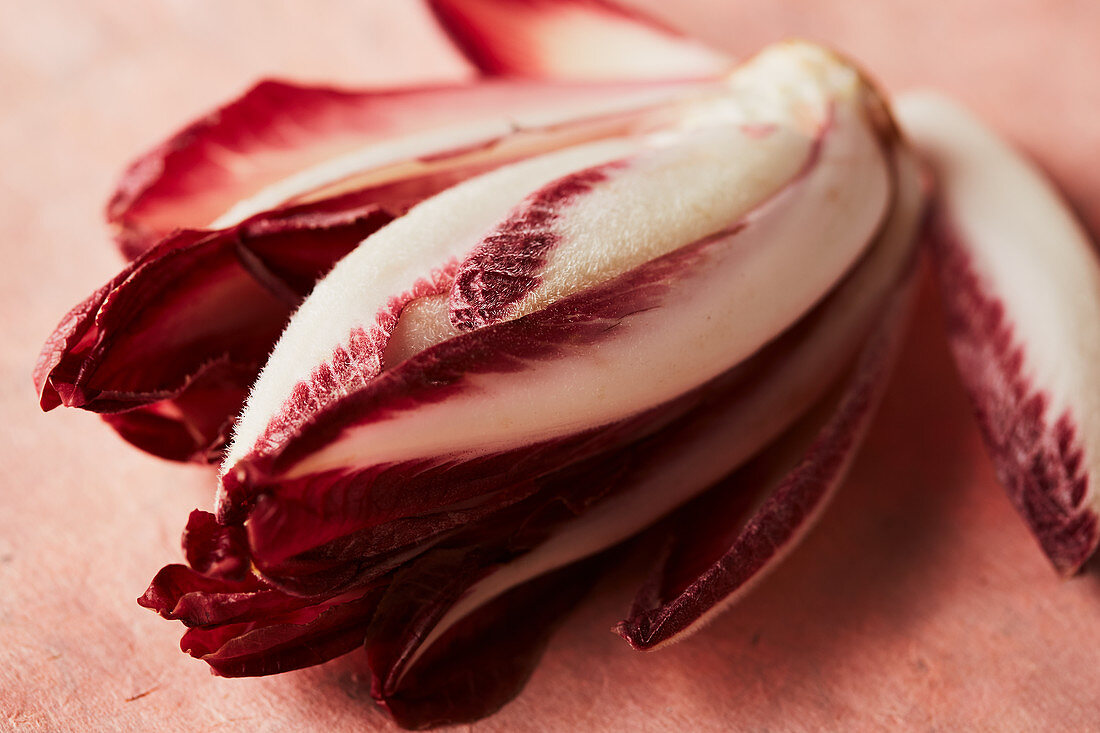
<box><xmin>35</xmin><ymin>203</ymin><xmax>390</xmax><ymax>462</ymax></box>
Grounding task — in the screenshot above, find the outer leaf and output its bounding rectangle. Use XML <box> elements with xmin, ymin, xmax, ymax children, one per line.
<box><xmin>140</xmin><ymin>564</ymin><xmax>312</xmax><ymax>628</ymax></box>
<box><xmin>428</xmin><ymin>0</ymin><xmax>731</xmax><ymax>80</ymax></box>
<box><xmin>108</xmin><ymin>77</ymin><xmax>713</xmax><ymax>255</ymax></box>
<box><xmin>35</xmin><ymin>202</ymin><xmax>390</xmax><ymax>462</ymax></box>
<box><xmin>897</xmin><ymin>92</ymin><xmax>1100</xmax><ymax>574</ymax></box>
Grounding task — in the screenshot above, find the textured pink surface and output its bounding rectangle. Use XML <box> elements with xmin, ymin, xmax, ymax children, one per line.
<box><xmin>3</xmin><ymin>1</ymin><xmax>1100</xmax><ymax>730</ymax></box>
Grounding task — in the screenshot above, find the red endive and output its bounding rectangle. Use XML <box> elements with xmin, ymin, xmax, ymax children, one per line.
<box><xmin>36</xmin><ymin>0</ymin><xmax>1100</xmax><ymax>729</ymax></box>
<box><xmin>156</xmin><ymin>38</ymin><xmax>923</xmax><ymax>728</ymax></box>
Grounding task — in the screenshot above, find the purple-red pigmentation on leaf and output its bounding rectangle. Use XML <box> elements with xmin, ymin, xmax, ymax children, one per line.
<box><xmin>449</xmin><ymin>164</ymin><xmax>617</xmax><ymax>330</ymax></box>
<box><xmin>931</xmin><ymin>221</ymin><xmax>1098</xmax><ymax>572</ymax></box>
<box><xmin>213</xmin><ymin>233</ymin><xmax>740</xmax><ymax>597</ymax></box>
<box><xmin>140</xmin><ymin>509</ymin><xmax>389</xmax><ymax>676</ymax></box>
<box><xmin>107</xmin><ymin>78</ymin><xmax>398</xmax><ymax>258</ymax></box>
<box><xmin>897</xmin><ymin>93</ymin><xmax>1100</xmax><ymax>574</ymax></box>
<box><xmin>368</xmin><ymin>549</ymin><xmax>612</xmax><ymax>730</ymax></box>
<box><xmin>178</xmin><ymin>586</ymin><xmax>387</xmax><ymax>678</ymax></box>
<box><xmin>182</xmin><ymin>509</ymin><xmax>252</xmax><ymax>582</ymax></box>
<box><xmin>34</xmin><ymin>202</ymin><xmax>391</xmax><ymax>463</ymax></box>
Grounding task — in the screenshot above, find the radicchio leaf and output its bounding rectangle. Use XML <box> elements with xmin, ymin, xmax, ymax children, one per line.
<box><xmin>108</xmin><ymin>77</ymin><xmax>716</xmax><ymax>256</ymax></box>
<box><xmin>34</xmin><ymin>202</ymin><xmax>390</xmax><ymax>463</ymax></box>
<box><xmin>428</xmin><ymin>0</ymin><xmax>732</xmax><ymax>81</ymax></box>
<box><xmin>897</xmin><ymin>92</ymin><xmax>1100</xmax><ymax>574</ymax></box>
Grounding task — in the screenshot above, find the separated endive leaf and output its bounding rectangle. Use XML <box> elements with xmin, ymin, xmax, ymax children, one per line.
<box><xmin>897</xmin><ymin>92</ymin><xmax>1100</xmax><ymax>574</ymax></box>
<box><xmin>428</xmin><ymin>0</ymin><xmax>731</xmax><ymax>80</ymax></box>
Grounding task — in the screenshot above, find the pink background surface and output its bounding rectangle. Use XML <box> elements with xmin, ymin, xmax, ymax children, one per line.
<box><xmin>3</xmin><ymin>1</ymin><xmax>1100</xmax><ymax>730</ymax></box>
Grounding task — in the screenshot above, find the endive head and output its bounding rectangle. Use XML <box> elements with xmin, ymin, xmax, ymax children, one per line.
<box><xmin>121</xmin><ymin>34</ymin><xmax>926</xmax><ymax>727</ymax></box>
<box><xmin>192</xmin><ymin>43</ymin><xmax>921</xmax><ymax>688</ymax></box>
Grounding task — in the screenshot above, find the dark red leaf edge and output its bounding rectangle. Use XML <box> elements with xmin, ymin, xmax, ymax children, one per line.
<box><xmin>930</xmin><ymin>210</ymin><xmax>1100</xmax><ymax>574</ymax></box>
<box><xmin>180</xmin><ymin>586</ymin><xmax>387</xmax><ymax>678</ymax></box>
<box><xmin>107</xmin><ymin>79</ymin><xmax>382</xmax><ymax>257</ymax></box>
<box><xmin>35</xmin><ymin>200</ymin><xmax>391</xmax><ymax>463</ymax></box>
